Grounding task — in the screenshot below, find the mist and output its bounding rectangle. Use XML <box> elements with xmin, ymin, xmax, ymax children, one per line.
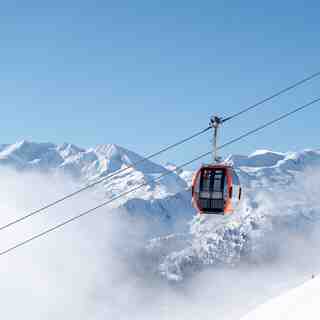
<box><xmin>0</xmin><ymin>166</ymin><xmax>320</xmax><ymax>319</ymax></box>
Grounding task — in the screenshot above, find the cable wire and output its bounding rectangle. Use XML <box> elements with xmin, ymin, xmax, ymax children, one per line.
<box><xmin>2</xmin><ymin>71</ymin><xmax>319</xmax><ymax>233</ymax></box>
<box><xmin>219</xmin><ymin>97</ymin><xmax>320</xmax><ymax>150</ymax></box>
<box><xmin>222</xmin><ymin>70</ymin><xmax>320</xmax><ymax>123</ymax></box>
<box><xmin>0</xmin><ymin>151</ymin><xmax>211</xmax><ymax>257</ymax></box>
<box><xmin>1</xmin><ymin>96</ymin><xmax>319</xmax><ymax>257</ymax></box>
<box><xmin>0</xmin><ymin>126</ymin><xmax>211</xmax><ymax>232</ymax></box>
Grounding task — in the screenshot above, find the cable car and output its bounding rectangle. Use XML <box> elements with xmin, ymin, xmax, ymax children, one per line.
<box><xmin>192</xmin><ymin>164</ymin><xmax>241</xmax><ymax>214</ymax></box>
<box><xmin>191</xmin><ymin>115</ymin><xmax>242</xmax><ymax>215</ymax></box>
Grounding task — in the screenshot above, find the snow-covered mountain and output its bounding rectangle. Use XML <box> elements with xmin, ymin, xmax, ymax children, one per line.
<box><xmin>148</xmin><ymin>149</ymin><xmax>320</xmax><ymax>281</ymax></box>
<box><xmin>241</xmin><ymin>276</ymin><xmax>320</xmax><ymax>320</ymax></box>
<box><xmin>0</xmin><ymin>140</ymin><xmax>187</xmax><ymax>201</ymax></box>
<box><xmin>2</xmin><ymin>141</ymin><xmax>320</xmax><ymax>288</ymax></box>
<box><xmin>227</xmin><ymin>149</ymin><xmax>320</xmax><ymax>189</ymax></box>
<box><xmin>0</xmin><ymin>140</ymin><xmax>193</xmax><ymax>234</ymax></box>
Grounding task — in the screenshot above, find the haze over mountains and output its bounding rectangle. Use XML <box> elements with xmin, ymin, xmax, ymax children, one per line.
<box><xmin>1</xmin><ymin>140</ymin><xmax>320</xmax><ymax>319</ymax></box>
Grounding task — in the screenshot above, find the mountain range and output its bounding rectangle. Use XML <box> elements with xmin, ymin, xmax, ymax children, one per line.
<box><xmin>1</xmin><ymin>140</ymin><xmax>320</xmax><ymax>283</ymax></box>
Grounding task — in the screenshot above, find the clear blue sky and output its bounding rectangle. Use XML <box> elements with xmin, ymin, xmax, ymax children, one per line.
<box><xmin>1</xmin><ymin>1</ymin><xmax>320</xmax><ymax>165</ymax></box>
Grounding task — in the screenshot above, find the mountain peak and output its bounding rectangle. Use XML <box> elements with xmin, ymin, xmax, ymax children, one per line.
<box><xmin>227</xmin><ymin>150</ymin><xmax>286</xmax><ymax>168</ymax></box>
<box><xmin>92</xmin><ymin>143</ymin><xmax>168</xmax><ymax>176</ymax></box>
<box><xmin>58</xmin><ymin>143</ymin><xmax>85</xmax><ymax>159</ymax></box>
<box><xmin>94</xmin><ymin>143</ymin><xmax>124</xmax><ymax>159</ymax></box>
<box><xmin>0</xmin><ymin>140</ymin><xmax>56</xmax><ymax>160</ymax></box>
<box><xmin>249</xmin><ymin>149</ymin><xmax>285</xmax><ymax>157</ymax></box>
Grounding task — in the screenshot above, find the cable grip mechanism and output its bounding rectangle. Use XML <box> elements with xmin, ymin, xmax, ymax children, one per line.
<box><xmin>210</xmin><ymin>115</ymin><xmax>223</xmax><ymax>163</ymax></box>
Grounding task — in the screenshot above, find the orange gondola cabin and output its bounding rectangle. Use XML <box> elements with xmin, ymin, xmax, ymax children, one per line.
<box><xmin>192</xmin><ymin>115</ymin><xmax>242</xmax><ymax>215</ymax></box>
<box><xmin>192</xmin><ymin>164</ymin><xmax>241</xmax><ymax>215</ymax></box>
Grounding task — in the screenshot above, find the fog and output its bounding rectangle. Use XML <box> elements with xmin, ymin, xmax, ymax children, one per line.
<box><xmin>0</xmin><ymin>167</ymin><xmax>319</xmax><ymax>319</ymax></box>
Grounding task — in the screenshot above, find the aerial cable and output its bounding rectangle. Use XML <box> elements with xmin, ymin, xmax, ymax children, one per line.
<box><xmin>0</xmin><ymin>126</ymin><xmax>211</xmax><ymax>232</ymax></box>
<box><xmin>1</xmin><ymin>70</ymin><xmax>319</xmax><ymax>232</ymax></box>
<box><xmin>0</xmin><ymin>151</ymin><xmax>212</xmax><ymax>257</ymax></box>
<box><xmin>1</xmin><ymin>96</ymin><xmax>319</xmax><ymax>257</ymax></box>
<box><xmin>222</xmin><ymin>70</ymin><xmax>320</xmax><ymax>123</ymax></box>
<box><xmin>218</xmin><ymin>97</ymin><xmax>320</xmax><ymax>149</ymax></box>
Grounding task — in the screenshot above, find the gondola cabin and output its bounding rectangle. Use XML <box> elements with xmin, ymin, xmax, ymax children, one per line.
<box><xmin>192</xmin><ymin>165</ymin><xmax>241</xmax><ymax>215</ymax></box>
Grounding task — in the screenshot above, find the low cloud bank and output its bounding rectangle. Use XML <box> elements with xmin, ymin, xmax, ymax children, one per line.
<box><xmin>0</xmin><ymin>167</ymin><xmax>320</xmax><ymax>319</ymax></box>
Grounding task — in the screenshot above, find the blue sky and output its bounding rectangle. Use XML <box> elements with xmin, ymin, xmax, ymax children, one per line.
<box><xmin>1</xmin><ymin>1</ymin><xmax>320</xmax><ymax>165</ymax></box>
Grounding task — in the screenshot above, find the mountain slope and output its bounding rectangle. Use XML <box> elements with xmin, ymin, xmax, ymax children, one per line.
<box><xmin>2</xmin><ymin>143</ymin><xmax>320</xmax><ymax>320</ymax></box>
<box><xmin>241</xmin><ymin>276</ymin><xmax>320</xmax><ymax>320</ymax></box>
<box><xmin>0</xmin><ymin>140</ymin><xmax>187</xmax><ymax>203</ymax></box>
<box><xmin>149</xmin><ymin>149</ymin><xmax>320</xmax><ymax>281</ymax></box>
<box><xmin>2</xmin><ymin>141</ymin><xmax>320</xmax><ymax>285</ymax></box>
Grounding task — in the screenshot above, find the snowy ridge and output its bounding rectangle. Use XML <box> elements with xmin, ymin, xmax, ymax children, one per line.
<box><xmin>1</xmin><ymin>141</ymin><xmax>320</xmax><ymax>286</ymax></box>
<box><xmin>228</xmin><ymin>149</ymin><xmax>320</xmax><ymax>171</ymax></box>
<box><xmin>241</xmin><ymin>276</ymin><xmax>320</xmax><ymax>320</ymax></box>
<box><xmin>0</xmin><ymin>140</ymin><xmax>187</xmax><ymax>205</ymax></box>
<box><xmin>148</xmin><ymin>149</ymin><xmax>320</xmax><ymax>281</ymax></box>
<box><xmin>227</xmin><ymin>149</ymin><xmax>286</xmax><ymax>168</ymax></box>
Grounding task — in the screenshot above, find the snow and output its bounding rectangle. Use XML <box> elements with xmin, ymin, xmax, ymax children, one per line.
<box><xmin>151</xmin><ymin>149</ymin><xmax>320</xmax><ymax>282</ymax></box>
<box><xmin>227</xmin><ymin>150</ymin><xmax>286</xmax><ymax>168</ymax></box>
<box><xmin>249</xmin><ymin>149</ymin><xmax>281</xmax><ymax>156</ymax></box>
<box><xmin>241</xmin><ymin>276</ymin><xmax>320</xmax><ymax>320</ymax></box>
<box><xmin>2</xmin><ymin>141</ymin><xmax>320</xmax><ymax>284</ymax></box>
<box><xmin>1</xmin><ymin>141</ymin><xmax>320</xmax><ymax>318</ymax></box>
<box><xmin>0</xmin><ymin>141</ymin><xmax>187</xmax><ymax>203</ymax></box>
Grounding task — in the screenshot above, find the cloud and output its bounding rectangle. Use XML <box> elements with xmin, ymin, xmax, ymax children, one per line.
<box><xmin>0</xmin><ymin>166</ymin><xmax>320</xmax><ymax>320</ymax></box>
